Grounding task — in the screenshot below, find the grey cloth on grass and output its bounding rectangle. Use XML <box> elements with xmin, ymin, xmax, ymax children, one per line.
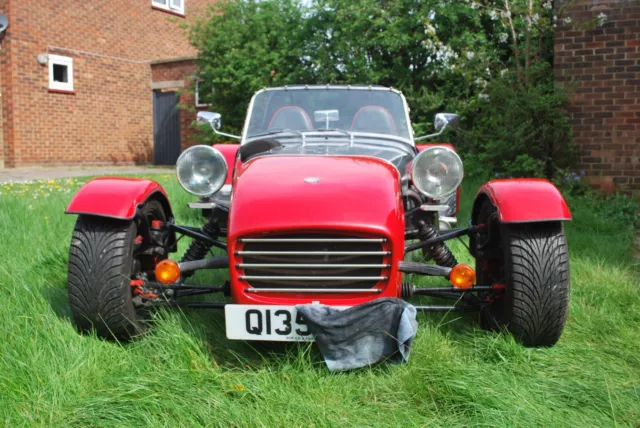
<box><xmin>296</xmin><ymin>298</ymin><xmax>418</xmax><ymax>371</ymax></box>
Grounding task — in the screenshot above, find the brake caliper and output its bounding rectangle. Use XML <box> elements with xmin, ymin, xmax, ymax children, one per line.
<box><xmin>130</xmin><ymin>278</ymin><xmax>158</xmax><ymax>300</ymax></box>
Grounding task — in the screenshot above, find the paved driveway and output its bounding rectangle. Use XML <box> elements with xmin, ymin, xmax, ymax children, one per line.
<box><xmin>0</xmin><ymin>166</ymin><xmax>174</xmax><ymax>183</ymax></box>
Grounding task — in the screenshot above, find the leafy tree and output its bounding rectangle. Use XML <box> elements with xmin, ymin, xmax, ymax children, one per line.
<box><xmin>460</xmin><ymin>68</ymin><xmax>577</xmax><ymax>180</ymax></box>
<box><xmin>189</xmin><ymin>0</ymin><xmax>599</xmax><ymax>179</ymax></box>
<box><xmin>190</xmin><ymin>0</ymin><xmax>314</xmax><ymax>136</ymax></box>
<box><xmin>308</xmin><ymin>0</ymin><xmax>508</xmax><ymax>135</ymax></box>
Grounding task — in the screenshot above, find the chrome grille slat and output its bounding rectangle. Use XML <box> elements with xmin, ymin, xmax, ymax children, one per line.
<box><xmin>236</xmin><ymin>251</ymin><xmax>390</xmax><ymax>256</ymax></box>
<box><xmin>239</xmin><ymin>276</ymin><xmax>388</xmax><ymax>281</ymax></box>
<box><xmin>245</xmin><ymin>288</ymin><xmax>382</xmax><ymax>294</ymax></box>
<box><xmin>237</xmin><ymin>263</ymin><xmax>390</xmax><ymax>268</ymax></box>
<box><xmin>238</xmin><ymin>233</ymin><xmax>389</xmax><ymax>289</ymax></box>
<box><xmin>239</xmin><ymin>238</ymin><xmax>386</xmax><ymax>243</ymax></box>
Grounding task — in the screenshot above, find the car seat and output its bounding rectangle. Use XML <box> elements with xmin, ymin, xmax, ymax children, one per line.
<box><xmin>350</xmin><ymin>106</ymin><xmax>398</xmax><ymax>135</ymax></box>
<box><xmin>268</xmin><ymin>106</ymin><xmax>313</xmax><ymax>130</ymax></box>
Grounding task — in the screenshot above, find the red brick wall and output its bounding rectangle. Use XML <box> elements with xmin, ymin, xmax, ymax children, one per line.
<box><xmin>1</xmin><ymin>0</ymin><xmax>216</xmax><ymax>167</ymax></box>
<box><xmin>0</xmin><ymin>0</ymin><xmax>13</xmax><ymax>167</ymax></box>
<box><xmin>152</xmin><ymin>61</ymin><xmax>198</xmax><ymax>82</ymax></box>
<box><xmin>555</xmin><ymin>0</ymin><xmax>640</xmax><ymax>193</ymax></box>
<box><xmin>0</xmin><ymin>0</ymin><xmax>6</xmax><ymax>166</ymax></box>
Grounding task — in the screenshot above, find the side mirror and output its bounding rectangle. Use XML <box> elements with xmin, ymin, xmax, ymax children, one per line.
<box><xmin>434</xmin><ymin>113</ymin><xmax>460</xmax><ymax>132</ymax></box>
<box><xmin>197</xmin><ymin>111</ymin><xmax>222</xmax><ymax>130</ymax></box>
<box><xmin>415</xmin><ymin>112</ymin><xmax>460</xmax><ymax>142</ymax></box>
<box><xmin>196</xmin><ymin>111</ymin><xmax>242</xmax><ymax>141</ymax></box>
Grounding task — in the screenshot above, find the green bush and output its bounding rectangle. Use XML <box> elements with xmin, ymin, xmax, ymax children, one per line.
<box><xmin>580</xmin><ymin>192</ymin><xmax>640</xmax><ymax>227</ymax></box>
<box><xmin>188</xmin><ymin>0</ymin><xmax>594</xmax><ymax>179</ymax></box>
<box><xmin>458</xmin><ymin>68</ymin><xmax>578</xmax><ymax>181</ymax></box>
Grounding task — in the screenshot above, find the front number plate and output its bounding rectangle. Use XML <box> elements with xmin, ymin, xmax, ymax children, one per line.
<box><xmin>225</xmin><ymin>305</ymin><xmax>315</xmax><ymax>341</ymax></box>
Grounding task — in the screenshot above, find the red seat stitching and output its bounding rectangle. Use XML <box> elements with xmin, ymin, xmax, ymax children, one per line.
<box><xmin>268</xmin><ymin>106</ymin><xmax>313</xmax><ymax>129</ymax></box>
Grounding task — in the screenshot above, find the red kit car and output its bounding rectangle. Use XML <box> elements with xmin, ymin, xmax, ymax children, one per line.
<box><xmin>66</xmin><ymin>85</ymin><xmax>571</xmax><ymax>347</ymax></box>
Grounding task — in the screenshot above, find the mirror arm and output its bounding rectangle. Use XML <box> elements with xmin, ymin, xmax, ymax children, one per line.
<box><xmin>212</xmin><ymin>127</ymin><xmax>241</xmax><ymax>140</ymax></box>
<box><xmin>197</xmin><ymin>111</ymin><xmax>242</xmax><ymax>140</ymax></box>
<box><xmin>414</xmin><ymin>126</ymin><xmax>445</xmax><ymax>142</ymax></box>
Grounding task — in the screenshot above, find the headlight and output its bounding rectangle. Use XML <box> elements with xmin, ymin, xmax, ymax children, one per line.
<box><xmin>411</xmin><ymin>146</ymin><xmax>463</xmax><ymax>199</ymax></box>
<box><xmin>176</xmin><ymin>145</ymin><xmax>228</xmax><ymax>197</ymax></box>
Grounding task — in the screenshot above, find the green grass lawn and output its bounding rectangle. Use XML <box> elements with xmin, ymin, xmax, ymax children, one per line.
<box><xmin>1</xmin><ymin>175</ymin><xmax>638</xmax><ymax>426</ymax></box>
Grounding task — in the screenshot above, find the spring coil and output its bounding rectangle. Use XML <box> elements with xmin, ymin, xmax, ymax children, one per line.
<box><xmin>419</xmin><ymin>223</ymin><xmax>458</xmax><ymax>268</ymax></box>
<box><xmin>401</xmin><ymin>282</ymin><xmax>413</xmax><ymax>299</ymax></box>
<box><xmin>180</xmin><ymin>219</ymin><xmax>219</xmax><ymax>271</ymax></box>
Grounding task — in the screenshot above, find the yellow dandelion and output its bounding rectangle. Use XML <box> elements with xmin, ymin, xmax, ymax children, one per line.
<box><xmin>44</xmin><ymin>216</ymin><xmax>49</xmax><ymax>220</ymax></box>
<box><xmin>231</xmin><ymin>383</ymin><xmax>246</xmax><ymax>393</ymax></box>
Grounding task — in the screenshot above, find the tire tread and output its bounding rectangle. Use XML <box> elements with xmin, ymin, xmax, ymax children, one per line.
<box><xmin>67</xmin><ymin>215</ymin><xmax>142</xmax><ymax>340</ymax></box>
<box><xmin>504</xmin><ymin>223</ymin><xmax>570</xmax><ymax>347</ymax></box>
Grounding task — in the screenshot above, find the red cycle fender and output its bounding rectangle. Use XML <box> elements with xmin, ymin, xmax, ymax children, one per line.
<box><xmin>472</xmin><ymin>178</ymin><xmax>571</xmax><ymax>224</ymax></box>
<box><xmin>213</xmin><ymin>143</ymin><xmax>240</xmax><ymax>185</ymax></box>
<box><xmin>65</xmin><ymin>177</ymin><xmax>173</xmax><ymax>220</ymax></box>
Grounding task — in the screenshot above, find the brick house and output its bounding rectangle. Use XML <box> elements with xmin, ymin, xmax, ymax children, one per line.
<box><xmin>0</xmin><ymin>0</ymin><xmax>217</xmax><ymax>168</ymax></box>
<box><xmin>1</xmin><ymin>0</ymin><xmax>637</xmax><ymax>194</ymax></box>
<box><xmin>555</xmin><ymin>0</ymin><xmax>640</xmax><ymax>193</ymax></box>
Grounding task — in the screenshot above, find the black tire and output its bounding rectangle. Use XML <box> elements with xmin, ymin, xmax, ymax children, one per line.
<box><xmin>476</xmin><ymin>201</ymin><xmax>570</xmax><ymax>347</ymax></box>
<box><xmin>503</xmin><ymin>222</ymin><xmax>570</xmax><ymax>346</ymax></box>
<box><xmin>68</xmin><ymin>200</ymin><xmax>166</xmax><ymax>340</ymax></box>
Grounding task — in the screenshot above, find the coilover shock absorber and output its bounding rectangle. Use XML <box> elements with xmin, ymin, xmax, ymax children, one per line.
<box><xmin>179</xmin><ymin>217</ymin><xmax>220</xmax><ymax>276</ymax></box>
<box><xmin>418</xmin><ymin>221</ymin><xmax>458</xmax><ymax>267</ymax></box>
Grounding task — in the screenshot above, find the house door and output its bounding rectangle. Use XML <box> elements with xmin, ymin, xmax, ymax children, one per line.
<box><xmin>0</xmin><ymin>93</ymin><xmax>4</xmax><ymax>168</ymax></box>
<box><xmin>153</xmin><ymin>91</ymin><xmax>181</xmax><ymax>165</ymax></box>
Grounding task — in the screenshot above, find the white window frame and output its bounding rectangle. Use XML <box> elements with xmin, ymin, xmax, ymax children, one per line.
<box><xmin>48</xmin><ymin>55</ymin><xmax>74</xmax><ymax>92</ymax></box>
<box><xmin>152</xmin><ymin>0</ymin><xmax>185</xmax><ymax>15</ymax></box>
<box><xmin>195</xmin><ymin>80</ymin><xmax>211</xmax><ymax>107</ymax></box>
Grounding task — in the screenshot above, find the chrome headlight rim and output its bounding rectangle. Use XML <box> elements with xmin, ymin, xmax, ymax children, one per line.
<box><xmin>411</xmin><ymin>146</ymin><xmax>463</xmax><ymax>200</ymax></box>
<box><xmin>176</xmin><ymin>145</ymin><xmax>228</xmax><ymax>197</ymax></box>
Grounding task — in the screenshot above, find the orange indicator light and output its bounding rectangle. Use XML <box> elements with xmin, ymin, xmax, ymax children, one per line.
<box><xmin>449</xmin><ymin>264</ymin><xmax>476</xmax><ymax>289</ymax></box>
<box><xmin>154</xmin><ymin>259</ymin><xmax>181</xmax><ymax>285</ymax></box>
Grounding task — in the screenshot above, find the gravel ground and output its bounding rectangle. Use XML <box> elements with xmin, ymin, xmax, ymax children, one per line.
<box><xmin>0</xmin><ymin>165</ymin><xmax>174</xmax><ymax>183</ymax></box>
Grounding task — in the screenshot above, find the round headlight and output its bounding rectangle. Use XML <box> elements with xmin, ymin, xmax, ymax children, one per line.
<box><xmin>411</xmin><ymin>146</ymin><xmax>463</xmax><ymax>199</ymax></box>
<box><xmin>176</xmin><ymin>145</ymin><xmax>228</xmax><ymax>197</ymax></box>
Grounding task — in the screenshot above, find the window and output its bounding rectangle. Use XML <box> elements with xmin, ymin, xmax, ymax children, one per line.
<box><xmin>48</xmin><ymin>55</ymin><xmax>73</xmax><ymax>92</ymax></box>
<box><xmin>195</xmin><ymin>80</ymin><xmax>211</xmax><ymax>107</ymax></box>
<box><xmin>152</xmin><ymin>0</ymin><xmax>184</xmax><ymax>15</ymax></box>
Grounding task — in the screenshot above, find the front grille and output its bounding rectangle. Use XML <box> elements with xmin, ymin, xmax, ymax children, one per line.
<box><xmin>236</xmin><ymin>234</ymin><xmax>390</xmax><ymax>289</ymax></box>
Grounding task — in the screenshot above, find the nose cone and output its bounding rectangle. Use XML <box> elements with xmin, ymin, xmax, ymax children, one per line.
<box><xmin>228</xmin><ymin>155</ymin><xmax>403</xmax><ymax>238</ymax></box>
